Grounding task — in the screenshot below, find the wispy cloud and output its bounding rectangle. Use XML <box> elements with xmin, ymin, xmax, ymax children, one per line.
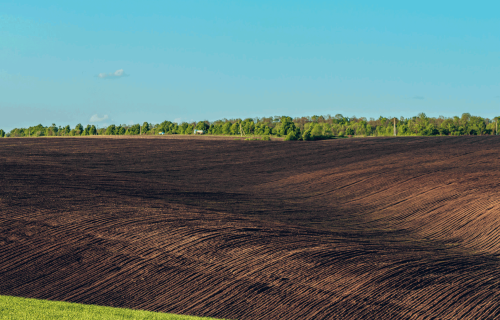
<box><xmin>90</xmin><ymin>114</ymin><xmax>109</xmax><ymax>122</ymax></box>
<box><xmin>97</xmin><ymin>69</ymin><xmax>127</xmax><ymax>79</ymax></box>
<box><xmin>413</xmin><ymin>96</ymin><xmax>424</xmax><ymax>100</ymax></box>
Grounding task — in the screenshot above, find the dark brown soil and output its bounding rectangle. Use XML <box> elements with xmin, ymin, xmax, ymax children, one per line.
<box><xmin>1</xmin><ymin>137</ymin><xmax>500</xmax><ymax>319</ymax></box>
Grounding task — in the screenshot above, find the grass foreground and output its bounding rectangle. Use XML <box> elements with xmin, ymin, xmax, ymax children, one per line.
<box><xmin>0</xmin><ymin>295</ymin><xmax>223</xmax><ymax>320</ymax></box>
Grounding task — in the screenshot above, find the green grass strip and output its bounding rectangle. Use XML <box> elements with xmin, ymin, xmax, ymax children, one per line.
<box><xmin>0</xmin><ymin>295</ymin><xmax>224</xmax><ymax>320</ymax></box>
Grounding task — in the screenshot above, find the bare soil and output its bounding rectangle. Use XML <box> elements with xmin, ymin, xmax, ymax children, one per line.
<box><xmin>1</xmin><ymin>137</ymin><xmax>500</xmax><ymax>319</ymax></box>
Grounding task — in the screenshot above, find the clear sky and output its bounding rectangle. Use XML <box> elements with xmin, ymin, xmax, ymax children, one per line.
<box><xmin>1</xmin><ymin>1</ymin><xmax>499</xmax><ymax>130</ymax></box>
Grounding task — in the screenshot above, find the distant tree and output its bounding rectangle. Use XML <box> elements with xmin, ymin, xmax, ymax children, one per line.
<box><xmin>177</xmin><ymin>122</ymin><xmax>189</xmax><ymax>134</ymax></box>
<box><xmin>141</xmin><ymin>122</ymin><xmax>150</xmax><ymax>134</ymax></box>
<box><xmin>468</xmin><ymin>116</ymin><xmax>486</xmax><ymax>135</ymax></box>
<box><xmin>209</xmin><ymin>123</ymin><xmax>223</xmax><ymax>134</ymax></box>
<box><xmin>105</xmin><ymin>125</ymin><xmax>116</xmax><ymax>135</ymax></box>
<box><xmin>494</xmin><ymin>117</ymin><xmax>500</xmax><ymax>135</ymax></box>
<box><xmin>7</xmin><ymin>113</ymin><xmax>498</xmax><ymax>139</ymax></box>
<box><xmin>116</xmin><ymin>125</ymin><xmax>126</xmax><ymax>135</ymax></box>
<box><xmin>302</xmin><ymin>128</ymin><xmax>312</xmax><ymax>141</ymax></box>
<box><xmin>46</xmin><ymin>123</ymin><xmax>58</xmax><ymax>136</ymax></box>
<box><xmin>438</xmin><ymin>127</ymin><xmax>450</xmax><ymax>136</ymax></box>
<box><xmin>230</xmin><ymin>122</ymin><xmax>240</xmax><ymax>135</ymax></box>
<box><xmin>62</xmin><ymin>125</ymin><xmax>71</xmax><ymax>135</ymax></box>
<box><xmin>126</xmin><ymin>124</ymin><xmax>140</xmax><ymax>135</ymax></box>
<box><xmin>365</xmin><ymin>124</ymin><xmax>373</xmax><ymax>135</ymax></box>
<box><xmin>8</xmin><ymin>128</ymin><xmax>21</xmax><ymax>137</ymax></box>
<box><xmin>461</xmin><ymin>113</ymin><xmax>472</xmax><ymax>123</ymax></box>
<box><xmin>158</xmin><ymin>121</ymin><xmax>174</xmax><ymax>134</ymax></box>
<box><xmin>242</xmin><ymin>119</ymin><xmax>255</xmax><ymax>135</ymax></box>
<box><xmin>284</xmin><ymin>130</ymin><xmax>299</xmax><ymax>141</ymax></box>
<box><xmin>30</xmin><ymin>124</ymin><xmax>46</xmax><ymax>137</ymax></box>
<box><xmin>0</xmin><ymin>129</ymin><xmax>5</xmax><ymax>137</ymax></box>
<box><xmin>277</xmin><ymin>116</ymin><xmax>300</xmax><ymax>139</ymax></box>
<box><xmin>311</xmin><ymin>124</ymin><xmax>323</xmax><ymax>137</ymax></box>
<box><xmin>422</xmin><ymin>124</ymin><xmax>438</xmax><ymax>136</ymax></box>
<box><xmin>222</xmin><ymin>122</ymin><xmax>232</xmax><ymax>135</ymax></box>
<box><xmin>75</xmin><ymin>123</ymin><xmax>83</xmax><ymax>136</ymax></box>
<box><xmin>82</xmin><ymin>125</ymin><xmax>91</xmax><ymax>136</ymax></box>
<box><xmin>195</xmin><ymin>121</ymin><xmax>209</xmax><ymax>131</ymax></box>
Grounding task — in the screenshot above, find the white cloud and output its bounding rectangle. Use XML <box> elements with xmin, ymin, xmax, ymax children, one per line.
<box><xmin>90</xmin><ymin>114</ymin><xmax>109</xmax><ymax>122</ymax></box>
<box><xmin>97</xmin><ymin>69</ymin><xmax>127</xmax><ymax>79</ymax></box>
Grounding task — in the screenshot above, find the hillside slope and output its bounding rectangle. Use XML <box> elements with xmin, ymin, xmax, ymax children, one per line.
<box><xmin>1</xmin><ymin>137</ymin><xmax>500</xmax><ymax>319</ymax></box>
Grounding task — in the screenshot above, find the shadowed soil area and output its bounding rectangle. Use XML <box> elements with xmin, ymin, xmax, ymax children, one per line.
<box><xmin>1</xmin><ymin>137</ymin><xmax>500</xmax><ymax>319</ymax></box>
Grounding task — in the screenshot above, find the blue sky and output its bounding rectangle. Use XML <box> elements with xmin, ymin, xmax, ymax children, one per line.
<box><xmin>1</xmin><ymin>1</ymin><xmax>499</xmax><ymax>130</ymax></box>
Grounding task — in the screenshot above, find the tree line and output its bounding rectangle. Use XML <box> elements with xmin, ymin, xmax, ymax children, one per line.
<box><xmin>1</xmin><ymin>113</ymin><xmax>499</xmax><ymax>141</ymax></box>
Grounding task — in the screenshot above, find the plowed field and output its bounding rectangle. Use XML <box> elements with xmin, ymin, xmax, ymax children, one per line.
<box><xmin>1</xmin><ymin>137</ymin><xmax>500</xmax><ymax>319</ymax></box>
